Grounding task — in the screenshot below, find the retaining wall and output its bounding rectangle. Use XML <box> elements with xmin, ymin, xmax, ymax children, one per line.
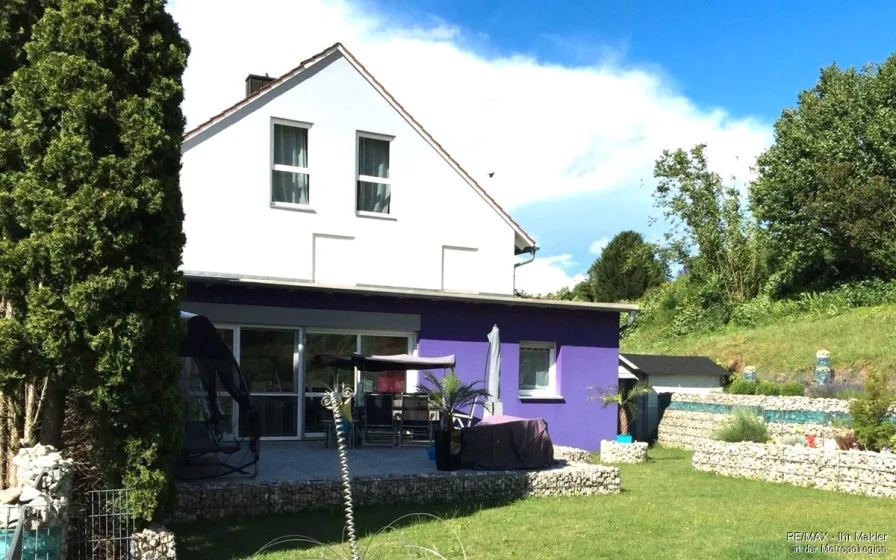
<box><xmin>692</xmin><ymin>440</ymin><xmax>896</xmax><ymax>499</ymax></box>
<box><xmin>658</xmin><ymin>393</ymin><xmax>896</xmax><ymax>449</ymax></box>
<box><xmin>175</xmin><ymin>461</ymin><xmax>620</xmax><ymax>523</ymax></box>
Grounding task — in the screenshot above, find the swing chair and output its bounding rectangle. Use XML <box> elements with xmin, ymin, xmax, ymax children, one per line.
<box><xmin>174</xmin><ymin>311</ymin><xmax>261</xmax><ymax>480</ymax></box>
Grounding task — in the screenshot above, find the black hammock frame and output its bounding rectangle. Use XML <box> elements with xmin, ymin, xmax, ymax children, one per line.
<box><xmin>174</xmin><ymin>311</ymin><xmax>261</xmax><ymax>480</ymax></box>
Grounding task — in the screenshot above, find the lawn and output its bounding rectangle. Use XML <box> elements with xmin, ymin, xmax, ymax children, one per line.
<box><xmin>174</xmin><ymin>446</ymin><xmax>896</xmax><ymax>559</ymax></box>
<box><xmin>622</xmin><ymin>303</ymin><xmax>896</xmax><ymax>380</ymax></box>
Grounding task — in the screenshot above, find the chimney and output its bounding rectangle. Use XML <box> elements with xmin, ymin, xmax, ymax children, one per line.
<box><xmin>245</xmin><ymin>73</ymin><xmax>274</xmax><ymax>96</ymax></box>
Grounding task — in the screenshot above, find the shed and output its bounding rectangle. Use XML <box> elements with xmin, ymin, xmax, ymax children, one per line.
<box><xmin>619</xmin><ymin>353</ymin><xmax>730</xmax><ymax>442</ymax></box>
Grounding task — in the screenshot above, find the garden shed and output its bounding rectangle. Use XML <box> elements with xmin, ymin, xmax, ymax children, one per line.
<box><xmin>619</xmin><ymin>354</ymin><xmax>730</xmax><ymax>442</ymax></box>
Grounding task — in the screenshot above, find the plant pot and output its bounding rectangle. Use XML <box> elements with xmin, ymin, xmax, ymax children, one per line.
<box><xmin>616</xmin><ymin>434</ymin><xmax>633</xmax><ymax>444</ymax></box>
<box><xmin>434</xmin><ymin>430</ymin><xmax>460</xmax><ymax>471</ymax></box>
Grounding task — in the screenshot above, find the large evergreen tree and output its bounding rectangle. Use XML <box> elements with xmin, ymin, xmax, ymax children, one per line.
<box><xmin>0</xmin><ymin>0</ymin><xmax>189</xmax><ymax>519</ymax></box>
<box><xmin>587</xmin><ymin>231</ymin><xmax>666</xmax><ymax>303</ymax></box>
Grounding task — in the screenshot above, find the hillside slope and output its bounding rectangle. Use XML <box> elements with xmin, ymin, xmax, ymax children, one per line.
<box><xmin>621</xmin><ymin>303</ymin><xmax>896</xmax><ymax>381</ymax></box>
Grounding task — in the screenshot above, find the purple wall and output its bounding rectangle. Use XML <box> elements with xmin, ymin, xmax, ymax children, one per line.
<box><xmin>185</xmin><ymin>283</ymin><xmax>620</xmax><ymax>451</ymax></box>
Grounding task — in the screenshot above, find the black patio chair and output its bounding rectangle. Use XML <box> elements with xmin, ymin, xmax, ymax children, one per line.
<box><xmin>362</xmin><ymin>393</ymin><xmax>398</xmax><ymax>447</ymax></box>
<box><xmin>397</xmin><ymin>394</ymin><xmax>433</xmax><ymax>446</ymax></box>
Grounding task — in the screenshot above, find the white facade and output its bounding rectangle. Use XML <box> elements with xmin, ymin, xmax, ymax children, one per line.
<box><xmin>180</xmin><ymin>47</ymin><xmax>533</xmax><ymax>295</ymax></box>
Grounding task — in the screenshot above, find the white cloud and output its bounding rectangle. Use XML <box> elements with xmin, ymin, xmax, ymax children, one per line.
<box><xmin>167</xmin><ymin>0</ymin><xmax>772</xmax><ymax>215</ymax></box>
<box><xmin>514</xmin><ymin>254</ymin><xmax>585</xmax><ymax>297</ymax></box>
<box><xmin>588</xmin><ymin>237</ymin><xmax>610</xmax><ymax>255</ymax></box>
<box><xmin>166</xmin><ymin>0</ymin><xmax>773</xmax><ymax>296</ymax></box>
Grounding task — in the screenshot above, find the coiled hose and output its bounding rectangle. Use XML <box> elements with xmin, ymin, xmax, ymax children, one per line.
<box><xmin>326</xmin><ymin>389</ymin><xmax>359</xmax><ymax>560</ymax></box>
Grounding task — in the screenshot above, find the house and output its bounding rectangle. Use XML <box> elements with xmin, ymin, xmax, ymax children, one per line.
<box><xmin>178</xmin><ymin>42</ymin><xmax>638</xmax><ymax>452</ymax></box>
<box><xmin>618</xmin><ymin>353</ymin><xmax>729</xmax><ymax>442</ymax></box>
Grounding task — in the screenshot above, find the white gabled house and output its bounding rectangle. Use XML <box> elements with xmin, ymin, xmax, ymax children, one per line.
<box><xmin>181</xmin><ymin>42</ymin><xmax>536</xmax><ymax>295</ymax></box>
<box><xmin>178</xmin><ymin>43</ymin><xmax>635</xmax><ymax>451</ymax></box>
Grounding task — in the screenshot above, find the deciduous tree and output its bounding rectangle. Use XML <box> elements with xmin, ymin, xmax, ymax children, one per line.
<box><xmin>751</xmin><ymin>56</ymin><xmax>896</xmax><ymax>294</ymax></box>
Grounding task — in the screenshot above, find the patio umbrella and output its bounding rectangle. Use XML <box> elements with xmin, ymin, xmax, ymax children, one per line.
<box><xmin>484</xmin><ymin>324</ymin><xmax>503</xmax><ymax>416</ymax></box>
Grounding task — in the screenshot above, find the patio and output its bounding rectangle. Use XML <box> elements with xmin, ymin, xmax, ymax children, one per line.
<box><xmin>172</xmin><ymin>441</ymin><xmax>620</xmax><ymax>523</ymax></box>
<box><xmin>180</xmin><ymin>440</ymin><xmax>436</xmax><ymax>484</ymax></box>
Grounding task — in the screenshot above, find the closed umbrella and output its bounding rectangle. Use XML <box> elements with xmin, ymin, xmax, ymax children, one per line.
<box><xmin>484</xmin><ymin>324</ymin><xmax>503</xmax><ymax>416</ymax></box>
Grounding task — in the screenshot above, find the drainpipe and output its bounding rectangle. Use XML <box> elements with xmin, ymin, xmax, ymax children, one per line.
<box><xmin>619</xmin><ymin>309</ymin><xmax>639</xmax><ymax>336</ymax></box>
<box><xmin>512</xmin><ymin>246</ymin><xmax>538</xmax><ymax>295</ymax></box>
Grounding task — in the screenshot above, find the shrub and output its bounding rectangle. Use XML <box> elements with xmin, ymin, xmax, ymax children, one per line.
<box><xmin>834</xmin><ymin>430</ymin><xmax>858</xmax><ymax>450</ymax></box>
<box><xmin>848</xmin><ymin>369</ymin><xmax>896</xmax><ymax>451</ymax></box>
<box><xmin>727</xmin><ymin>380</ymin><xmax>757</xmax><ymax>395</ymax></box>
<box><xmin>805</xmin><ymin>381</ymin><xmax>864</xmax><ymax>400</ymax></box>
<box><xmin>714</xmin><ymin>408</ymin><xmax>770</xmax><ymax>443</ymax></box>
<box><xmin>779</xmin><ymin>382</ymin><xmax>805</xmax><ymax>397</ymax></box>
<box><xmin>756</xmin><ymin>381</ymin><xmax>781</xmax><ymax>396</ymax></box>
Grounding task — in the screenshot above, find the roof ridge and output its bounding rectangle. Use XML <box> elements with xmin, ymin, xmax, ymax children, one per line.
<box><xmin>182</xmin><ymin>42</ymin><xmax>535</xmax><ymax>247</ymax></box>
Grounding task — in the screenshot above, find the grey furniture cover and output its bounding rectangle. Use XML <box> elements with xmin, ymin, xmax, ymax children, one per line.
<box><xmin>460</xmin><ymin>415</ymin><xmax>554</xmax><ymax>470</ymax></box>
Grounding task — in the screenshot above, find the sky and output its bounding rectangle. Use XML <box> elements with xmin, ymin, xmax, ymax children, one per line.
<box><xmin>167</xmin><ymin>0</ymin><xmax>896</xmax><ymax>296</ymax></box>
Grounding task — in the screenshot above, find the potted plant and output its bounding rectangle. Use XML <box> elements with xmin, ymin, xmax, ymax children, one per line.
<box><xmin>591</xmin><ymin>382</ymin><xmax>650</xmax><ymax>444</ymax></box>
<box><xmin>417</xmin><ymin>371</ymin><xmax>490</xmax><ymax>471</ymax></box>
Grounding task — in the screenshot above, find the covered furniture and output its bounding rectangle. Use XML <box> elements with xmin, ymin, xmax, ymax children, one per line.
<box><xmin>459</xmin><ymin>415</ymin><xmax>554</xmax><ymax>470</ymax></box>
<box><xmin>175</xmin><ymin>311</ymin><xmax>261</xmax><ymax>480</ymax></box>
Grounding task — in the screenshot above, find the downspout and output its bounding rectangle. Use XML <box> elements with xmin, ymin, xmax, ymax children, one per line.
<box><xmin>513</xmin><ymin>246</ymin><xmax>538</xmax><ymax>295</ymax></box>
<box><xmin>619</xmin><ymin>309</ymin><xmax>639</xmax><ymax>336</ymax></box>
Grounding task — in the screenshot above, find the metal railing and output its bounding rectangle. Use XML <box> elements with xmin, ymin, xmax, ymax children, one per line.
<box><xmin>67</xmin><ymin>489</ymin><xmax>136</xmax><ymax>560</ymax></box>
<box><xmin>0</xmin><ymin>503</ymin><xmax>60</xmax><ymax>560</ymax></box>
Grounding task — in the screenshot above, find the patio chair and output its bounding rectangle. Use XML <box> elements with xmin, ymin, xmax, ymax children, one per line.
<box><xmin>362</xmin><ymin>393</ymin><xmax>398</xmax><ymax>447</ymax></box>
<box><xmin>397</xmin><ymin>394</ymin><xmax>433</xmax><ymax>446</ymax></box>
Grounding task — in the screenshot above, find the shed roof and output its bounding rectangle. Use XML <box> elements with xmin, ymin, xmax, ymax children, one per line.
<box><xmin>620</xmin><ymin>354</ymin><xmax>729</xmax><ymax>377</ymax></box>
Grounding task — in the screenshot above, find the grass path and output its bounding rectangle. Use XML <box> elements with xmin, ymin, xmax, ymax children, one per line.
<box><xmin>174</xmin><ymin>447</ymin><xmax>896</xmax><ymax>559</ymax></box>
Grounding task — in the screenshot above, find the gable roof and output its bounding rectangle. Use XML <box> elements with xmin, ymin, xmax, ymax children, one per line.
<box><xmin>183</xmin><ymin>42</ymin><xmax>536</xmax><ymax>251</ymax></box>
<box><xmin>620</xmin><ymin>354</ymin><xmax>730</xmax><ymax>377</ymax></box>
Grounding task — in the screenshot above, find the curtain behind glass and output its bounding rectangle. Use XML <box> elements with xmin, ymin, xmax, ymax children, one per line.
<box><xmin>272</xmin><ymin>124</ymin><xmax>309</xmax><ymax>204</ymax></box>
<box><xmin>357</xmin><ymin>137</ymin><xmax>390</xmax><ymax>213</ymax></box>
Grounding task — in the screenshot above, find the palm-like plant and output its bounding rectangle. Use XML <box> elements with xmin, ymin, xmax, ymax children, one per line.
<box><xmin>417</xmin><ymin>371</ymin><xmax>491</xmax><ymax>432</ymax></box>
<box><xmin>590</xmin><ymin>382</ymin><xmax>651</xmax><ymax>436</ymax></box>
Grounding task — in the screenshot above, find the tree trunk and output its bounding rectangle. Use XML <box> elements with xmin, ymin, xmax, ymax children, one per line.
<box><xmin>0</xmin><ymin>393</ymin><xmax>7</xmax><ymax>487</ymax></box>
<box><xmin>40</xmin><ymin>379</ymin><xmax>67</xmax><ymax>448</ymax></box>
<box><xmin>619</xmin><ymin>406</ymin><xmax>629</xmax><ymax>436</ymax></box>
<box><xmin>23</xmin><ymin>380</ymin><xmax>42</xmax><ymax>447</ymax></box>
<box><xmin>5</xmin><ymin>393</ymin><xmax>21</xmax><ymax>488</ymax></box>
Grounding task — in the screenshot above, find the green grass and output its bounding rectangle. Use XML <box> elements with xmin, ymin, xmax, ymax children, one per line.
<box><xmin>174</xmin><ymin>447</ymin><xmax>896</xmax><ymax>559</ymax></box>
<box><xmin>623</xmin><ymin>304</ymin><xmax>896</xmax><ymax>380</ymax></box>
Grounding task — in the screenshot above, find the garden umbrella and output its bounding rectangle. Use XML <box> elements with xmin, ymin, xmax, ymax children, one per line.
<box><xmin>484</xmin><ymin>324</ymin><xmax>503</xmax><ymax>416</ymax></box>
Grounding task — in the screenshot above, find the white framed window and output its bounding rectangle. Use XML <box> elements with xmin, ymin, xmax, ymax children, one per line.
<box><xmin>518</xmin><ymin>342</ymin><xmax>558</xmax><ymax>397</ymax></box>
<box><xmin>271</xmin><ymin>118</ymin><xmax>311</xmax><ymax>208</ymax></box>
<box><xmin>356</xmin><ymin>132</ymin><xmax>392</xmax><ymax>215</ymax></box>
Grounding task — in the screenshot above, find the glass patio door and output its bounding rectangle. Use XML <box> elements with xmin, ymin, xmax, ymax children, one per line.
<box><xmin>238</xmin><ymin>327</ymin><xmax>299</xmax><ymax>439</ymax></box>
<box><xmin>303</xmin><ymin>332</ymin><xmax>356</xmax><ymax>437</ymax></box>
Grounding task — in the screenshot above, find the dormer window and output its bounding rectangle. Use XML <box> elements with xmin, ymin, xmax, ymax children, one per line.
<box><xmin>357</xmin><ymin>132</ymin><xmax>392</xmax><ymax>215</ymax></box>
<box><xmin>271</xmin><ymin>119</ymin><xmax>310</xmax><ymax>207</ymax></box>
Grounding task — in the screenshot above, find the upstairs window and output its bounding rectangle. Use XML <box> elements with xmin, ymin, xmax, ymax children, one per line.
<box><xmin>272</xmin><ymin>120</ymin><xmax>310</xmax><ymax>206</ymax></box>
<box><xmin>357</xmin><ymin>133</ymin><xmax>392</xmax><ymax>214</ymax></box>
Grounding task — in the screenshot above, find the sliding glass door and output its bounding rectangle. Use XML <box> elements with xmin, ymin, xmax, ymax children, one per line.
<box><xmin>208</xmin><ymin>323</ymin><xmax>415</xmax><ymax>440</ymax></box>
<box><xmin>238</xmin><ymin>327</ymin><xmax>299</xmax><ymax>439</ymax></box>
<box><xmin>303</xmin><ymin>331</ymin><xmax>414</xmax><ymax>438</ymax></box>
<box><xmin>303</xmin><ymin>333</ymin><xmax>356</xmax><ymax>437</ymax></box>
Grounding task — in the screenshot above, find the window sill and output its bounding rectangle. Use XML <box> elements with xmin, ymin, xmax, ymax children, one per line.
<box><xmin>518</xmin><ymin>394</ymin><xmax>565</xmax><ymax>402</ymax></box>
<box><xmin>271</xmin><ymin>202</ymin><xmax>316</xmax><ymax>213</ymax></box>
<box><xmin>356</xmin><ymin>210</ymin><xmax>396</xmax><ymax>221</ymax></box>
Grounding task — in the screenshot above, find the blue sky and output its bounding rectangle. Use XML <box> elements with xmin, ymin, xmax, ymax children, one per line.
<box><xmin>364</xmin><ymin>0</ymin><xmax>896</xmax><ymax>291</ymax></box>
<box><xmin>170</xmin><ymin>0</ymin><xmax>896</xmax><ymax>294</ymax></box>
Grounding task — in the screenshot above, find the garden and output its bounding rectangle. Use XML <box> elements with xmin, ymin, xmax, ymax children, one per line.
<box><xmin>175</xmin><ymin>446</ymin><xmax>896</xmax><ymax>559</ymax></box>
